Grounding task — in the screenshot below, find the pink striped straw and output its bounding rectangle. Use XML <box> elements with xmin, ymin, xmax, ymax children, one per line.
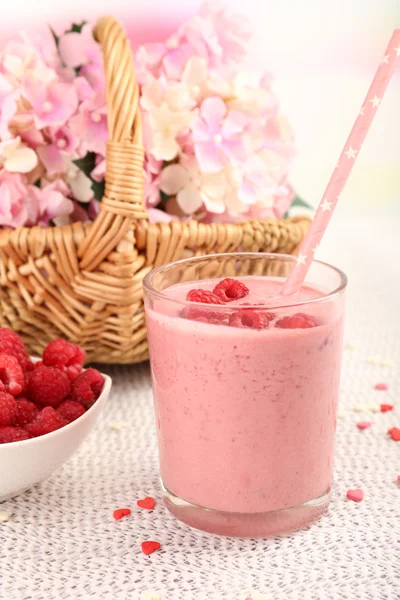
<box><xmin>282</xmin><ymin>29</ymin><xmax>400</xmax><ymax>296</ymax></box>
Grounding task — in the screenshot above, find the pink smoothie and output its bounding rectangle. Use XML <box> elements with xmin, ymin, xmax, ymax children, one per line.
<box><xmin>145</xmin><ymin>277</ymin><xmax>344</xmax><ymax>514</ymax></box>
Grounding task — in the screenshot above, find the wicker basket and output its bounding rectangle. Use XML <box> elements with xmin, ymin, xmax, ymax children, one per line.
<box><xmin>0</xmin><ymin>16</ymin><xmax>310</xmax><ymax>364</ymax></box>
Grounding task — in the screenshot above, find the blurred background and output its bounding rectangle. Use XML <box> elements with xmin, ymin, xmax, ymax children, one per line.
<box><xmin>3</xmin><ymin>0</ymin><xmax>399</xmax><ymax>217</ymax></box>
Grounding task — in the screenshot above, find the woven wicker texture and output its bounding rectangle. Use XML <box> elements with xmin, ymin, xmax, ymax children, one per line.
<box><xmin>0</xmin><ymin>17</ymin><xmax>310</xmax><ymax>364</ymax></box>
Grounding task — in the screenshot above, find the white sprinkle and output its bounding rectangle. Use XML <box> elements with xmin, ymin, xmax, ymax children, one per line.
<box><xmin>0</xmin><ymin>511</ymin><xmax>12</xmax><ymax>522</ymax></box>
<box><xmin>246</xmin><ymin>592</ymin><xmax>271</xmax><ymax>600</ymax></box>
<box><xmin>380</xmin><ymin>360</ymin><xmax>394</xmax><ymax>367</ymax></box>
<box><xmin>366</xmin><ymin>358</ymin><xmax>394</xmax><ymax>367</ymax></box>
<box><xmin>344</xmin><ymin>341</ymin><xmax>358</xmax><ymax>350</ymax></box>
<box><xmin>353</xmin><ymin>404</ymin><xmax>380</xmax><ymax>413</ymax></box>
<box><xmin>141</xmin><ymin>591</ymin><xmax>161</xmax><ymax>600</ymax></box>
<box><xmin>337</xmin><ymin>410</ymin><xmax>345</xmax><ymax>418</ymax></box>
<box><xmin>110</xmin><ymin>422</ymin><xmax>128</xmax><ymax>431</ymax></box>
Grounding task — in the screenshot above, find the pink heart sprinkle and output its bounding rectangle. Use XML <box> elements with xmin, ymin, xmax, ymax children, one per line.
<box><xmin>374</xmin><ymin>382</ymin><xmax>389</xmax><ymax>391</ymax></box>
<box><xmin>397</xmin><ymin>475</ymin><xmax>400</xmax><ymax>484</ymax></box>
<box><xmin>356</xmin><ymin>421</ymin><xmax>372</xmax><ymax>430</ymax></box>
<box><xmin>346</xmin><ymin>489</ymin><xmax>364</xmax><ymax>502</ymax></box>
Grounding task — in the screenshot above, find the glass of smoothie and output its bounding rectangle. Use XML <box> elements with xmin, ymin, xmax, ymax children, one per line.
<box><xmin>143</xmin><ymin>253</ymin><xmax>347</xmax><ymax>537</ymax></box>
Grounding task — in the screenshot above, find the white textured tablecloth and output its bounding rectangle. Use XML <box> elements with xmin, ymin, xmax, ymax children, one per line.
<box><xmin>1</xmin><ymin>216</ymin><xmax>399</xmax><ymax>600</ymax></box>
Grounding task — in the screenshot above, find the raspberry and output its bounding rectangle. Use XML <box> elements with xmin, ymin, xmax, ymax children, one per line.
<box><xmin>57</xmin><ymin>399</ymin><xmax>86</xmax><ymax>422</ymax></box>
<box><xmin>0</xmin><ymin>392</ymin><xmax>17</xmax><ymax>426</ymax></box>
<box><xmin>27</xmin><ymin>365</ymin><xmax>71</xmax><ymax>408</ymax></box>
<box><xmin>25</xmin><ymin>407</ymin><xmax>67</xmax><ymax>437</ymax></box>
<box><xmin>275</xmin><ymin>313</ymin><xmax>319</xmax><ymax>329</ymax></box>
<box><xmin>213</xmin><ymin>278</ymin><xmax>249</xmax><ymax>302</ymax></box>
<box><xmin>229</xmin><ymin>309</ymin><xmax>270</xmax><ymax>329</ymax></box>
<box><xmin>13</xmin><ymin>399</ymin><xmax>39</xmax><ymax>427</ymax></box>
<box><xmin>0</xmin><ymin>354</ymin><xmax>24</xmax><ymax>396</ymax></box>
<box><xmin>71</xmin><ymin>368</ymin><xmax>105</xmax><ymax>408</ymax></box>
<box><xmin>0</xmin><ymin>328</ymin><xmax>33</xmax><ymax>373</ymax></box>
<box><xmin>186</xmin><ymin>289</ymin><xmax>223</xmax><ymax>304</ymax></box>
<box><xmin>43</xmin><ymin>339</ymin><xmax>86</xmax><ymax>380</ymax></box>
<box><xmin>0</xmin><ymin>426</ymin><xmax>31</xmax><ymax>444</ymax></box>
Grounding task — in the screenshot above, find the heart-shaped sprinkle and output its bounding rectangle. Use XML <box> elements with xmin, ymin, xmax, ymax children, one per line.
<box><xmin>141</xmin><ymin>541</ymin><xmax>161</xmax><ymax>555</ymax></box>
<box><xmin>137</xmin><ymin>496</ymin><xmax>156</xmax><ymax>510</ymax></box>
<box><xmin>388</xmin><ymin>427</ymin><xmax>400</xmax><ymax>442</ymax></box>
<box><xmin>113</xmin><ymin>508</ymin><xmax>131</xmax><ymax>520</ymax></box>
<box><xmin>380</xmin><ymin>404</ymin><xmax>394</xmax><ymax>412</ymax></box>
<box><xmin>374</xmin><ymin>382</ymin><xmax>389</xmax><ymax>391</ymax></box>
<box><xmin>397</xmin><ymin>475</ymin><xmax>400</xmax><ymax>484</ymax></box>
<box><xmin>346</xmin><ymin>489</ymin><xmax>364</xmax><ymax>502</ymax></box>
<box><xmin>356</xmin><ymin>421</ymin><xmax>372</xmax><ymax>430</ymax></box>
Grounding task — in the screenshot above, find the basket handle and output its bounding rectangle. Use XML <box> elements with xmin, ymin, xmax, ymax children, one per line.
<box><xmin>78</xmin><ymin>16</ymin><xmax>146</xmax><ymax>269</ymax></box>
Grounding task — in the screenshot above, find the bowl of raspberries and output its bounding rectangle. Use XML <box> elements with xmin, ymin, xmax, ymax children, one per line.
<box><xmin>0</xmin><ymin>328</ymin><xmax>111</xmax><ymax>501</ymax></box>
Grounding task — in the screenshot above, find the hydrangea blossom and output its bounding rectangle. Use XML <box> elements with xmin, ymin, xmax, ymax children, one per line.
<box><xmin>0</xmin><ymin>1</ymin><xmax>296</xmax><ymax>228</ymax></box>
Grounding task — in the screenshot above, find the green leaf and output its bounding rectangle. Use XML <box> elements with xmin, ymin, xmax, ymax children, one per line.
<box><xmin>91</xmin><ymin>179</ymin><xmax>105</xmax><ymax>201</ymax></box>
<box><xmin>65</xmin><ymin>21</ymin><xmax>87</xmax><ymax>35</ymax></box>
<box><xmin>49</xmin><ymin>26</ymin><xmax>60</xmax><ymax>49</ymax></box>
<box><xmin>291</xmin><ymin>196</ymin><xmax>313</xmax><ymax>210</ymax></box>
<box><xmin>73</xmin><ymin>152</ymin><xmax>96</xmax><ymax>176</ymax></box>
<box><xmin>160</xmin><ymin>191</ymin><xmax>170</xmax><ymax>204</ymax></box>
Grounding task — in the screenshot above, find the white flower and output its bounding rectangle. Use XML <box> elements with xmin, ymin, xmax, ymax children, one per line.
<box><xmin>160</xmin><ymin>155</ymin><xmax>227</xmax><ymax>214</ymax></box>
<box><xmin>141</xmin><ymin>77</ymin><xmax>192</xmax><ymax>112</ymax></box>
<box><xmin>181</xmin><ymin>56</ymin><xmax>232</xmax><ymax>102</ymax></box>
<box><xmin>2</xmin><ymin>42</ymin><xmax>55</xmax><ymax>84</ymax></box>
<box><xmin>149</xmin><ymin>103</ymin><xmax>192</xmax><ymax>161</ymax></box>
<box><xmin>0</xmin><ymin>136</ymin><xmax>38</xmax><ymax>173</ymax></box>
<box><xmin>67</xmin><ymin>162</ymin><xmax>93</xmax><ymax>203</ymax></box>
<box><xmin>229</xmin><ymin>72</ymin><xmax>275</xmax><ymax>116</ymax></box>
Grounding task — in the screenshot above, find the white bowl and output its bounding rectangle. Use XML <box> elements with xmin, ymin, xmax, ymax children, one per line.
<box><xmin>0</xmin><ymin>364</ymin><xmax>112</xmax><ymax>502</ymax></box>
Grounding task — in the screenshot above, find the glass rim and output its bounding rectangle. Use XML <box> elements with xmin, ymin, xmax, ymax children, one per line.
<box><xmin>143</xmin><ymin>252</ymin><xmax>348</xmax><ymax>311</ymax></box>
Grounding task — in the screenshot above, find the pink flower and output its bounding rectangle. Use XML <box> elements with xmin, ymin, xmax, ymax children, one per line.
<box><xmin>192</xmin><ymin>97</ymin><xmax>247</xmax><ymax>172</ymax></box>
<box><xmin>37</xmin><ymin>145</ymin><xmax>64</xmax><ymax>177</ymax></box>
<box><xmin>87</xmin><ymin>199</ymin><xmax>101</xmax><ymax>220</ymax></box>
<box><xmin>29</xmin><ymin>179</ymin><xmax>74</xmax><ymax>226</ymax></box>
<box><xmin>23</xmin><ymin>77</ymin><xmax>78</xmax><ymax>129</ymax></box>
<box><xmin>58</xmin><ymin>24</ymin><xmax>105</xmax><ymax>93</ymax></box>
<box><xmin>38</xmin><ymin>124</ymin><xmax>80</xmax><ymax>177</ymax></box>
<box><xmin>91</xmin><ymin>158</ymin><xmax>106</xmax><ymax>183</ymax></box>
<box><xmin>70</xmin><ymin>93</ymin><xmax>107</xmax><ymax>155</ymax></box>
<box><xmin>147</xmin><ymin>208</ymin><xmax>175</xmax><ymax>223</ymax></box>
<box><xmin>144</xmin><ymin>152</ymin><xmax>162</xmax><ymax>208</ymax></box>
<box><xmin>74</xmin><ymin>76</ymin><xmax>96</xmax><ymax>102</ymax></box>
<box><xmin>0</xmin><ymin>170</ymin><xmax>34</xmax><ymax>228</ymax></box>
<box><xmin>58</xmin><ymin>24</ymin><xmax>102</xmax><ymax>73</ymax></box>
<box><xmin>47</xmin><ymin>125</ymin><xmax>79</xmax><ymax>154</ymax></box>
<box><xmin>199</xmin><ymin>1</ymin><xmax>252</xmax><ymax>65</ymax></box>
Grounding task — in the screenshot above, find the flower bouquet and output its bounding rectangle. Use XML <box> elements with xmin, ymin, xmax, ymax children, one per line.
<box><xmin>0</xmin><ymin>4</ymin><xmax>310</xmax><ymax>364</ymax></box>
<box><xmin>0</xmin><ymin>1</ymin><xmax>308</xmax><ymax>229</ymax></box>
